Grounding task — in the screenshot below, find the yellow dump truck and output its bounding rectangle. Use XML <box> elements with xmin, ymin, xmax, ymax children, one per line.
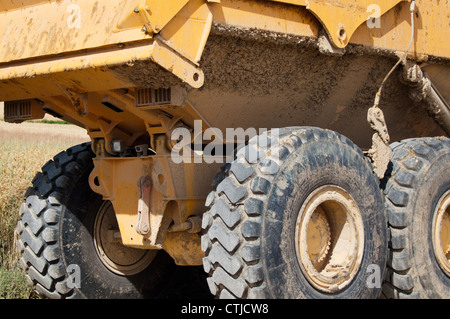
<box><xmin>2</xmin><ymin>0</ymin><xmax>449</xmax><ymax>299</ymax></box>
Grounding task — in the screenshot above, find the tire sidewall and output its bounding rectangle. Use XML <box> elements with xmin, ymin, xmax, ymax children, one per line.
<box><xmin>262</xmin><ymin>140</ymin><xmax>387</xmax><ymax>298</ymax></box>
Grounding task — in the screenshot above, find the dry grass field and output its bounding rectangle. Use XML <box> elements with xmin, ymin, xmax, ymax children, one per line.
<box><xmin>0</xmin><ymin>113</ymin><xmax>89</xmax><ymax>298</ymax></box>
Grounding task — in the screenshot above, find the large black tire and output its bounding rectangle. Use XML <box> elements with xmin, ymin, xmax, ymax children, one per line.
<box><xmin>16</xmin><ymin>143</ymin><xmax>176</xmax><ymax>298</ymax></box>
<box><xmin>381</xmin><ymin>137</ymin><xmax>450</xmax><ymax>299</ymax></box>
<box><xmin>201</xmin><ymin>127</ymin><xmax>388</xmax><ymax>299</ymax></box>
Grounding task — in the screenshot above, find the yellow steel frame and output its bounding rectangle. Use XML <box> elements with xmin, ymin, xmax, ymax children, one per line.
<box><xmin>88</xmin><ymin>135</ymin><xmax>221</xmax><ymax>265</ymax></box>
<box><xmin>271</xmin><ymin>0</ymin><xmax>407</xmax><ymax>48</ymax></box>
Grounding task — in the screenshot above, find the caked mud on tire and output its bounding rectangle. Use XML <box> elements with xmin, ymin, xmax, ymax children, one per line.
<box><xmin>15</xmin><ymin>143</ymin><xmax>175</xmax><ymax>298</ymax></box>
<box><xmin>381</xmin><ymin>137</ymin><xmax>450</xmax><ymax>299</ymax></box>
<box><xmin>201</xmin><ymin>127</ymin><xmax>388</xmax><ymax>299</ymax></box>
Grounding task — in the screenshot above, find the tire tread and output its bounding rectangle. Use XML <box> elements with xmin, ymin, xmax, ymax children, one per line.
<box><xmin>16</xmin><ymin>143</ymin><xmax>93</xmax><ymax>299</ymax></box>
<box><xmin>201</xmin><ymin>127</ymin><xmax>374</xmax><ymax>298</ymax></box>
<box><xmin>382</xmin><ymin>137</ymin><xmax>450</xmax><ymax>299</ymax></box>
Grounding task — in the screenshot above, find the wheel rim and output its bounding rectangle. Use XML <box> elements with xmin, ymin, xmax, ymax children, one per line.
<box><xmin>432</xmin><ymin>190</ymin><xmax>450</xmax><ymax>277</ymax></box>
<box><xmin>295</xmin><ymin>185</ymin><xmax>365</xmax><ymax>293</ymax></box>
<box><xmin>93</xmin><ymin>201</ymin><xmax>156</xmax><ymax>276</ymax></box>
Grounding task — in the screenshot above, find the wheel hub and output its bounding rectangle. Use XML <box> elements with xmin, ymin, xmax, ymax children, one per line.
<box><xmin>433</xmin><ymin>190</ymin><xmax>450</xmax><ymax>277</ymax></box>
<box><xmin>93</xmin><ymin>201</ymin><xmax>156</xmax><ymax>276</ymax></box>
<box><xmin>295</xmin><ymin>185</ymin><xmax>365</xmax><ymax>293</ymax></box>
<box><xmin>306</xmin><ymin>206</ymin><xmax>331</xmax><ymax>268</ymax></box>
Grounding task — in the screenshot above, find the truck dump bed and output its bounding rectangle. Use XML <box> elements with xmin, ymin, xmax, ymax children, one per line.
<box><xmin>0</xmin><ymin>0</ymin><xmax>448</xmax><ymax>148</ymax></box>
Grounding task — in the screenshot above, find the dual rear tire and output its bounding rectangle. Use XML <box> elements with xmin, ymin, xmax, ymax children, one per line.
<box><xmin>201</xmin><ymin>127</ymin><xmax>450</xmax><ymax>299</ymax></box>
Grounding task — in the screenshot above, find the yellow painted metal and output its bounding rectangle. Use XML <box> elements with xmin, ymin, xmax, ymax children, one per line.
<box><xmin>163</xmin><ymin>231</ymin><xmax>203</xmax><ymax>266</ymax></box>
<box><xmin>295</xmin><ymin>185</ymin><xmax>365</xmax><ymax>293</ymax></box>
<box><xmin>88</xmin><ymin>143</ymin><xmax>221</xmax><ymax>264</ymax></box>
<box><xmin>117</xmin><ymin>0</ymin><xmax>213</xmax><ymax>83</ymax></box>
<box><xmin>0</xmin><ymin>1</ymin><xmax>50</xmax><ymax>11</ymax></box>
<box><xmin>158</xmin><ymin>0</ymin><xmax>213</xmax><ymax>64</ymax></box>
<box><xmin>153</xmin><ymin>39</ymin><xmax>205</xmax><ymax>88</ymax></box>
<box><xmin>116</xmin><ymin>0</ymin><xmax>214</xmax><ymax>73</ymax></box>
<box><xmin>116</xmin><ymin>0</ymin><xmax>190</xmax><ymax>33</ymax></box>
<box><xmin>0</xmin><ymin>0</ymin><xmax>208</xmax><ymax>94</ymax></box>
<box><xmin>0</xmin><ymin>0</ymin><xmax>448</xmax><ymax>101</ymax></box>
<box><xmin>0</xmin><ymin>0</ymin><xmax>148</xmax><ymax>64</ymax></box>
<box><xmin>0</xmin><ymin>43</ymin><xmax>153</xmax><ymax>98</ymax></box>
<box><xmin>269</xmin><ymin>0</ymin><xmax>406</xmax><ymax>48</ymax></box>
<box><xmin>352</xmin><ymin>0</ymin><xmax>450</xmax><ymax>60</ymax></box>
<box><xmin>0</xmin><ymin>39</ymin><xmax>204</xmax><ymax>101</ymax></box>
<box><xmin>139</xmin><ymin>0</ymin><xmax>190</xmax><ymax>33</ymax></box>
<box><xmin>433</xmin><ymin>191</ymin><xmax>450</xmax><ymax>276</ymax></box>
<box><xmin>88</xmin><ymin>154</ymin><xmax>178</xmax><ymax>249</ymax></box>
<box><xmin>208</xmin><ymin>0</ymin><xmax>320</xmax><ymax>38</ymax></box>
<box><xmin>210</xmin><ymin>0</ymin><xmax>449</xmax><ymax>59</ymax></box>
